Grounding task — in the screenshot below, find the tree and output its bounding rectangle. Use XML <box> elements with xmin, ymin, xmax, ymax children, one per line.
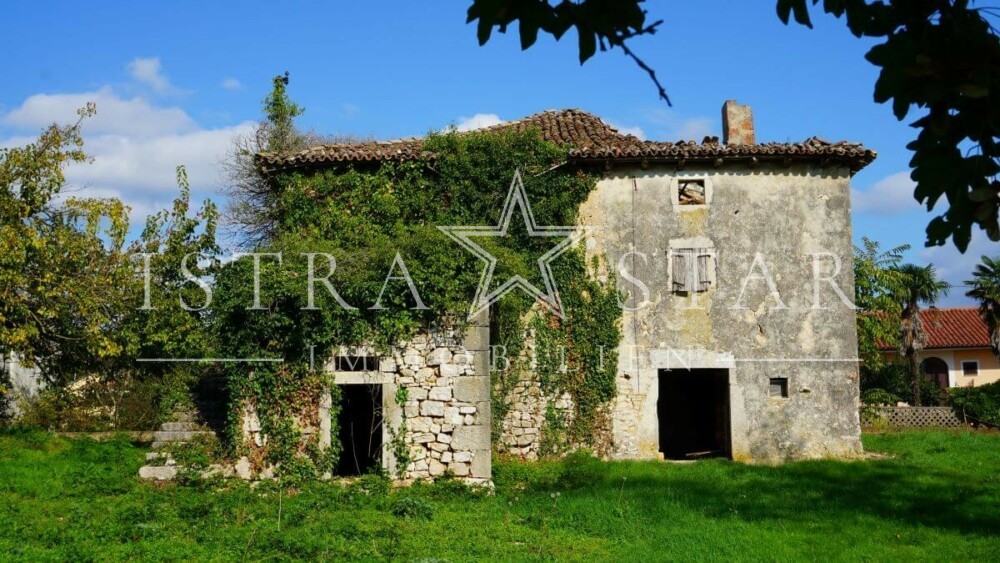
<box><xmin>854</xmin><ymin>237</ymin><xmax>908</xmax><ymax>370</ymax></box>
<box><xmin>222</xmin><ymin>73</ymin><xmax>363</xmax><ymax>247</ymax></box>
<box><xmin>0</xmin><ymin>104</ymin><xmax>133</xmax><ymax>384</ymax></box>
<box><xmin>466</xmin><ymin>0</ymin><xmax>1000</xmax><ymax>251</ymax></box>
<box><xmin>893</xmin><ymin>263</ymin><xmax>949</xmax><ymax>405</ymax></box>
<box><xmin>965</xmin><ymin>255</ymin><xmax>1000</xmax><ymax>357</ymax></box>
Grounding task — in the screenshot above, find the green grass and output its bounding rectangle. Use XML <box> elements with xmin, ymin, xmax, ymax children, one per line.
<box><xmin>1</xmin><ymin>429</ymin><xmax>998</xmax><ymax>560</ymax></box>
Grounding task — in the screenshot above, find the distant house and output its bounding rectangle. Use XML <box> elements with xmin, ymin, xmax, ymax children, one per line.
<box><xmin>882</xmin><ymin>307</ymin><xmax>1000</xmax><ymax>390</ymax></box>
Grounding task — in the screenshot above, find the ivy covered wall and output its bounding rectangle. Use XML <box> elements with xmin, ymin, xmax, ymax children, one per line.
<box><xmin>213</xmin><ymin>129</ymin><xmax>622</xmax><ymax>479</ymax></box>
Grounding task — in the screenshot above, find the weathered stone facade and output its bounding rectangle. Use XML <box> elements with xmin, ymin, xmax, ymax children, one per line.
<box><xmin>580</xmin><ymin>163</ymin><xmax>864</xmax><ymax>462</ymax></box>
<box><xmin>325</xmin><ymin>315</ymin><xmax>492</xmax><ymax>483</ymax></box>
<box><xmin>255</xmin><ymin>100</ymin><xmax>873</xmax><ymax>472</ymax></box>
<box><xmin>493</xmin><ymin>102</ymin><xmax>865</xmax><ymax>464</ymax></box>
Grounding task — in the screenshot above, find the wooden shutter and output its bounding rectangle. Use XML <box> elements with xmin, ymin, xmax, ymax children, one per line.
<box><xmin>696</xmin><ymin>251</ymin><xmax>711</xmax><ymax>291</ymax></box>
<box><xmin>672</xmin><ymin>251</ymin><xmax>690</xmax><ymax>292</ymax></box>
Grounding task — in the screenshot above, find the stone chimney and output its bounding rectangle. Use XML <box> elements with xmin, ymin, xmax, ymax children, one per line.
<box><xmin>722</xmin><ymin>100</ymin><xmax>755</xmax><ymax>145</ymax></box>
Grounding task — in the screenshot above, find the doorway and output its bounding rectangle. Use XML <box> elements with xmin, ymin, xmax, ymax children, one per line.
<box><xmin>335</xmin><ymin>384</ymin><xmax>384</xmax><ymax>476</ymax></box>
<box><xmin>657</xmin><ymin>368</ymin><xmax>731</xmax><ymax>460</ymax></box>
<box><xmin>920</xmin><ymin>357</ymin><xmax>949</xmax><ymax>391</ymax></box>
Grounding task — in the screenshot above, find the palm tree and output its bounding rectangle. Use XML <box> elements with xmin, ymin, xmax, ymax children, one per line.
<box><xmin>894</xmin><ymin>263</ymin><xmax>950</xmax><ymax>406</ymax></box>
<box><xmin>965</xmin><ymin>256</ymin><xmax>1000</xmax><ymax>357</ymax></box>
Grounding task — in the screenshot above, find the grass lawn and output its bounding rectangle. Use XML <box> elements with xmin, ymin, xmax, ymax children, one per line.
<box><xmin>1</xmin><ymin>429</ymin><xmax>998</xmax><ymax>560</ymax></box>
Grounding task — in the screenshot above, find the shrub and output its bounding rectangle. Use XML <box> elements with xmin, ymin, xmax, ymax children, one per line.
<box><xmin>390</xmin><ymin>497</ymin><xmax>433</xmax><ymax>520</ymax></box>
<box><xmin>950</xmin><ymin>381</ymin><xmax>1000</xmax><ymax>427</ymax></box>
<box><xmin>15</xmin><ymin>370</ymin><xmax>197</xmax><ymax>432</ymax></box>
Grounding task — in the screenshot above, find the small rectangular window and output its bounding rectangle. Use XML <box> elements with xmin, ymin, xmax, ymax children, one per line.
<box><xmin>335</xmin><ymin>356</ymin><xmax>378</xmax><ymax>372</ymax></box>
<box><xmin>962</xmin><ymin>361</ymin><xmax>979</xmax><ymax>376</ymax></box>
<box><xmin>769</xmin><ymin>377</ymin><xmax>789</xmax><ymax>398</ymax></box>
<box><xmin>671</xmin><ymin>248</ymin><xmax>714</xmax><ymax>293</ymax></box>
<box><xmin>678</xmin><ymin>179</ymin><xmax>706</xmax><ymax>205</ymax></box>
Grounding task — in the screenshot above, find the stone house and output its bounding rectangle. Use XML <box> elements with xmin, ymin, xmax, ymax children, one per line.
<box><xmin>881</xmin><ymin>307</ymin><xmax>1000</xmax><ymax>391</ymax></box>
<box><xmin>255</xmin><ymin>100</ymin><xmax>875</xmax><ymax>481</ymax></box>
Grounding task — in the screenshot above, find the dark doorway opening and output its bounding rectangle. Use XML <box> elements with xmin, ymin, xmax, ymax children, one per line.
<box><xmin>335</xmin><ymin>384</ymin><xmax>383</xmax><ymax>476</ymax></box>
<box><xmin>657</xmin><ymin>368</ymin><xmax>731</xmax><ymax>460</ymax></box>
<box><xmin>920</xmin><ymin>357</ymin><xmax>949</xmax><ymax>391</ymax></box>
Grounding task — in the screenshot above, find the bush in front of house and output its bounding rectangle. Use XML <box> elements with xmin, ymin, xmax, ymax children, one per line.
<box><xmin>950</xmin><ymin>381</ymin><xmax>1000</xmax><ymax>427</ymax></box>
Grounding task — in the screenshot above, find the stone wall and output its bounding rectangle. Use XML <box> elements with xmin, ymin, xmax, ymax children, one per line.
<box><xmin>498</xmin><ymin>377</ymin><xmax>573</xmax><ymax>459</ymax></box>
<box><xmin>327</xmin><ymin>315</ymin><xmax>492</xmax><ymax>483</ymax></box>
<box><xmin>579</xmin><ymin>163</ymin><xmax>864</xmax><ymax>462</ymax></box>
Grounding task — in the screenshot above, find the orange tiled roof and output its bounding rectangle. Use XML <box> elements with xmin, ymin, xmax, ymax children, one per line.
<box><xmin>919</xmin><ymin>307</ymin><xmax>990</xmax><ymax>349</ymax></box>
<box><xmin>256</xmin><ymin>109</ymin><xmax>876</xmax><ymax>174</ymax></box>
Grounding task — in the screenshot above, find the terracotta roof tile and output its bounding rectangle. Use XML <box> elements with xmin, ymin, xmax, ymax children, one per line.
<box><xmin>920</xmin><ymin>307</ymin><xmax>991</xmax><ymax>349</ymax></box>
<box><xmin>256</xmin><ymin>108</ymin><xmax>876</xmax><ymax>173</ymax></box>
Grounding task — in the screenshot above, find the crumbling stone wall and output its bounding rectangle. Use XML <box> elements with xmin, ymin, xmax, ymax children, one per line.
<box><xmin>238</xmin><ymin>317</ymin><xmax>491</xmax><ymax>483</ymax></box>
<box><xmin>386</xmin><ymin>325</ymin><xmax>491</xmax><ymax>482</ymax></box>
<box><xmin>324</xmin><ymin>316</ymin><xmax>492</xmax><ymax>483</ymax></box>
<box><xmin>499</xmin><ymin>377</ymin><xmax>573</xmax><ymax>459</ymax></box>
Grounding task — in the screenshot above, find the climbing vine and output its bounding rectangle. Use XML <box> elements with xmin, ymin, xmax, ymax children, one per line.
<box><xmin>214</xmin><ymin>125</ymin><xmax>622</xmax><ymax>476</ymax></box>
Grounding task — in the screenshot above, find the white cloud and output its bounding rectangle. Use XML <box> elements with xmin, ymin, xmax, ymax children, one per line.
<box><xmin>604</xmin><ymin>119</ymin><xmax>646</xmax><ymax>140</ymax></box>
<box><xmin>65</xmin><ymin>123</ymin><xmax>254</xmax><ymax>194</ymax></box>
<box><xmin>2</xmin><ymin>86</ymin><xmax>252</xmax><ymax>231</ymax></box>
<box><xmin>221</xmin><ymin>78</ymin><xmax>243</xmax><ymax>90</ymax></box>
<box><xmin>455</xmin><ymin>113</ymin><xmax>503</xmax><ymax>132</ymax></box>
<box><xmin>852</xmin><ymin>171</ymin><xmax>922</xmax><ymax>215</ymax></box>
<box><xmin>2</xmin><ymin>87</ymin><xmax>197</xmax><ymax>138</ymax></box>
<box><xmin>920</xmin><ymin>231</ymin><xmax>1000</xmax><ymax>306</ymax></box>
<box><xmin>127</xmin><ymin>57</ymin><xmax>176</xmax><ymax>94</ymax></box>
<box><xmin>644</xmin><ymin>108</ymin><xmax>714</xmax><ymax>141</ymax></box>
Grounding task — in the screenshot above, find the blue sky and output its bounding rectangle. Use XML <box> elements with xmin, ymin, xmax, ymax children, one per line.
<box><xmin>1</xmin><ymin>1</ymin><xmax>992</xmax><ymax>304</ymax></box>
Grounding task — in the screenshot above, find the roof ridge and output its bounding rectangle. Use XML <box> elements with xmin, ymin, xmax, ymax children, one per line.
<box><xmin>256</xmin><ymin>108</ymin><xmax>876</xmax><ymax>173</ymax></box>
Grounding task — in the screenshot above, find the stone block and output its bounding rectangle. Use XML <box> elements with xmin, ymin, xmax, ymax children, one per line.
<box><xmin>429</xmin><ymin>459</ymin><xmax>446</xmax><ymax>476</ymax></box>
<box><xmin>235</xmin><ymin>457</ymin><xmax>253</xmax><ymax>480</ymax></box>
<box><xmin>427</xmin><ymin>348</ymin><xmax>452</xmax><ymax>366</ymax></box>
<box><xmin>139</xmin><ymin>465</ymin><xmax>177</xmax><ymax>481</ymax></box>
<box><xmin>462</xmin><ymin>324</ymin><xmax>489</xmax><ymax>351</ymax></box>
<box><xmin>454</xmin><ymin>376</ymin><xmax>488</xmax><ymax>403</ymax></box>
<box><xmin>444</xmin><ymin>407</ymin><xmax>463</xmax><ymax>425</ymax></box>
<box><xmin>409</xmin><ymin>417</ymin><xmax>431</xmax><ymax>433</ymax></box>
<box><xmin>470</xmin><ymin>451</ymin><xmax>491</xmax><ymax>479</ymax></box>
<box><xmin>420</xmin><ymin>401</ymin><xmax>445</xmax><ymax>417</ymax></box>
<box><xmin>452</xmin><ymin>425</ymin><xmax>489</xmax><ymax>451</ymax></box>
<box><xmin>429</xmin><ymin>386</ymin><xmax>452</xmax><ymax>401</ymax></box>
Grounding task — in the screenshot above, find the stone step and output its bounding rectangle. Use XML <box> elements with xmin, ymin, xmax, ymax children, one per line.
<box><xmin>170</xmin><ymin>412</ymin><xmax>197</xmax><ymax>423</ymax></box>
<box><xmin>160</xmin><ymin>422</ymin><xmax>201</xmax><ymax>432</ymax></box>
<box><xmin>139</xmin><ymin>465</ymin><xmax>177</xmax><ymax>481</ymax></box>
<box><xmin>153</xmin><ymin>430</ymin><xmax>212</xmax><ymax>442</ymax></box>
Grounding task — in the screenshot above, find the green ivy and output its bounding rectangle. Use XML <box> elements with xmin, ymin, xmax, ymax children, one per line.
<box><xmin>214</xmin><ymin>128</ymin><xmax>622</xmax><ymax>476</ymax></box>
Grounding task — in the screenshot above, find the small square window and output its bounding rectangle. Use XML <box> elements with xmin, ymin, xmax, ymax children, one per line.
<box><xmin>962</xmin><ymin>361</ymin><xmax>979</xmax><ymax>376</ymax></box>
<box><xmin>769</xmin><ymin>377</ymin><xmax>789</xmax><ymax>398</ymax></box>
<box><xmin>678</xmin><ymin>179</ymin><xmax>706</xmax><ymax>206</ymax></box>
